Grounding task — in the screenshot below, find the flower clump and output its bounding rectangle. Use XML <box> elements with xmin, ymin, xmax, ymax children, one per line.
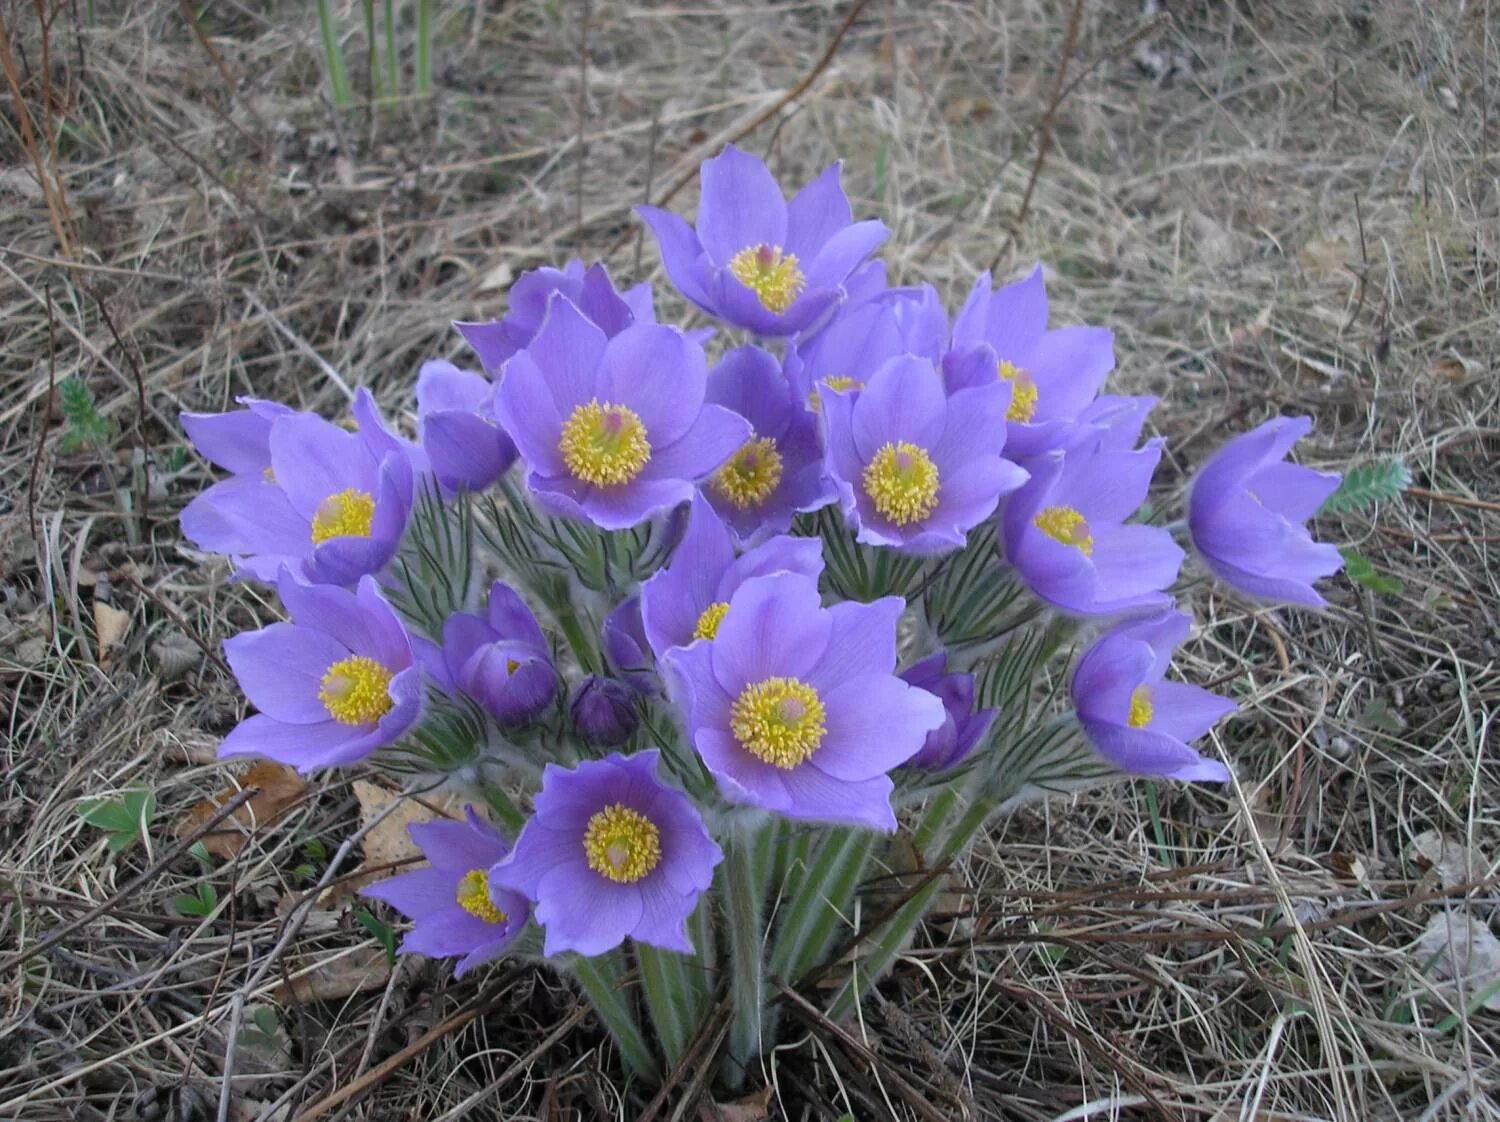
<box><xmin>179</xmin><ymin>144</ymin><xmax>1350</xmax><ymax>1078</ymax></box>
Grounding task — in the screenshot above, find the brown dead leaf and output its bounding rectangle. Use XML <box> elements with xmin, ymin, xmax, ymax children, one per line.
<box><xmin>477</xmin><ymin>259</ymin><xmax>515</xmax><ymax>293</ymax></box>
<box><xmin>176</xmin><ymin>760</ymin><xmax>307</xmax><ymax>859</ymax></box>
<box><xmin>1297</xmin><ymin>234</ymin><xmax>1352</xmax><ymax>279</ymax></box>
<box><xmin>275</xmin><ymin>944</ymin><xmax>391</xmax><ymax>1004</ymax></box>
<box><xmin>1408</xmin><ymin>829</ymin><xmax>1490</xmax><ymax>889</ymax></box>
<box><xmin>1431</xmin><ymin>354</ymin><xmax>1469</xmax><ymax>382</ymax></box>
<box><xmin>326</xmin><ymin>780</ymin><xmax>461</xmax><ymax>901</ymax></box>
<box><xmin>93</xmin><ymin>599</ymin><xmax>130</xmax><ymax>665</ymax></box>
<box><xmin>698</xmin><ymin>1085</ymin><xmax>773</xmax><ymax>1122</ymax></box>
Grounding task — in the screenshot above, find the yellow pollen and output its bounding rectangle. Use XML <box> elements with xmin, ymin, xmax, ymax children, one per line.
<box><xmin>1033</xmin><ymin>505</ymin><xmax>1094</xmax><ymax>556</ymax></box>
<box><xmin>310</xmin><ymin>488</ymin><xmax>376</xmax><ymax>544</ymax></box>
<box><xmin>1128</xmin><ymin>686</ymin><xmax>1154</xmax><ymax>729</ymax></box>
<box><xmin>727</xmin><ymin>243</ymin><xmax>805</xmax><ymax>314</ymax></box>
<box><xmin>808</xmin><ymin>374</ymin><xmax>865</xmax><ymax>411</ymax></box>
<box><xmin>693</xmin><ymin>601</ymin><xmax>730</xmax><ymax>642</ymax></box>
<box><xmin>455</xmin><ymin>868</ymin><xmax>507</xmax><ymax>924</ymax></box>
<box><xmin>729</xmin><ymin>676</ymin><xmax>827</xmax><ymax>770</ymax></box>
<box><xmin>318</xmin><ymin>655</ymin><xmax>394</xmax><ymax>725</ymax></box>
<box><xmin>583</xmin><ymin>803</ymin><xmax>662</xmax><ymax>884</ymax></box>
<box><xmin>261</xmin><ymin>466</ymin><xmax>276</xmax><ymax>483</ymax></box>
<box><xmin>862</xmin><ymin>441</ymin><xmax>941</xmax><ymax>526</ymax></box>
<box><xmin>713</xmin><ymin>435</ymin><xmax>783</xmax><ymax>508</ymax></box>
<box><xmin>558</xmin><ymin>399</ymin><xmax>652</xmax><ymax>487</ymax></box>
<box><xmin>997</xmin><ymin>360</ymin><xmax>1039</xmax><ymax>423</ymax></box>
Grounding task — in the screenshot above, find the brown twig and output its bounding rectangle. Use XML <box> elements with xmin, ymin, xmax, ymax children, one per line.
<box><xmin>0</xmin><ymin>6</ymin><xmax>76</xmax><ymax>258</ymax></box>
<box><xmin>175</xmin><ymin>0</ymin><xmax>268</xmax><ymax>140</ymax></box>
<box><xmin>26</xmin><ymin>283</ymin><xmax>59</xmax><ymax>545</ymax></box>
<box><xmin>116</xmin><ymin>568</ymin><xmax>229</xmax><ymax>674</ymax></box>
<box><xmin>574</xmin><ymin>0</ymin><xmax>591</xmax><ymax>253</ymax></box>
<box><xmin>1404</xmin><ymin>486</ymin><xmax>1500</xmax><ymax>514</ymax></box>
<box><xmin>87</xmin><ymin>286</ymin><xmax>153</xmax><ymax>530</ymax></box>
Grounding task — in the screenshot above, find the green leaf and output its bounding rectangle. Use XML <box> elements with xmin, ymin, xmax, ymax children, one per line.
<box><xmin>56</xmin><ymin>377</ymin><xmax>113</xmax><ymax>453</ymax></box>
<box><xmin>79</xmin><ymin>790</ymin><xmax>154</xmax><ymax>854</ymax></box>
<box><xmin>354</xmin><ymin>907</ymin><xmax>397</xmax><ymax>964</ymax></box>
<box><xmin>173</xmin><ymin>882</ymin><xmax>217</xmax><ymax>917</ymax></box>
<box><xmin>1339</xmin><ymin>547</ymin><xmax>1403</xmax><ymax>595</ymax></box>
<box><xmin>1320</xmin><ymin>459</ymin><xmax>1410</xmax><ymax>515</ymax></box>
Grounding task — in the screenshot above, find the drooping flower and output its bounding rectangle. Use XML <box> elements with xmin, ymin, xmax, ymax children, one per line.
<box><xmin>180</xmin><ymin>395</ymin><xmax>413</xmax><ymax>586</ymax></box>
<box><xmin>1188</xmin><ymin>415</ymin><xmax>1343</xmax><ymax>608</ymax></box>
<box><xmin>1071</xmin><ymin>610</ymin><xmax>1235</xmax><ymax>782</ymax></box>
<box><xmin>897</xmin><ymin>653</ymin><xmax>997</xmax><ymax>771</ymax></box>
<box><xmin>489</xmin><ymin>751</ymin><xmax>723</xmax><ymax>957</ymax></box>
<box><xmin>220</xmin><ymin>573</ymin><xmax>421</xmax><ymax>770</ymax></box>
<box><xmin>701</xmin><ymin>347</ymin><xmax>835</xmax><ymax>542</ymax></box>
<box><xmin>454</xmin><ymin>260</ymin><xmax>656</xmax><ymax>376</ymax></box>
<box><xmin>640</xmin><ymin>493</ymin><xmax>824</xmax><ymax>661</ymax></box>
<box><xmin>663</xmin><ymin>572</ymin><xmax>947</xmax><ymax>830</ymax></box>
<box><xmin>494</xmin><ymin>295</ymin><xmax>751</xmax><ymax>530</ymax></box>
<box><xmin>429</xmin><ymin>581</ymin><xmax>558</xmax><ymax>726</ymax></box>
<box><xmin>784</xmin><ymin>284</ymin><xmax>946</xmax><ymax>411</ymax></box>
<box><xmin>602</xmin><ymin>596</ymin><xmax>657</xmax><ymax>696</ymax></box>
<box><xmin>822</xmin><ymin>354</ymin><xmax>1029</xmax><ymax>553</ymax></box>
<box><xmin>360</xmin><ymin>807</ymin><xmax>530</xmax><ymax>976</ymax></box>
<box><xmin>1001</xmin><ymin>440</ymin><xmax>1183</xmax><ymax>617</ymax></box>
<box><xmin>570</xmin><ymin>676</ymin><xmax>639</xmax><ymax>747</ymax></box>
<box><xmin>637</xmin><ymin>144</ymin><xmax>888</xmax><ymax>337</ymax></box>
<box><xmin>947</xmin><ymin>266</ymin><xmax>1116</xmax><ymax>460</ymax></box>
<box><xmin>415</xmin><ymin>359</ymin><xmax>517</xmax><ymax>495</ymax></box>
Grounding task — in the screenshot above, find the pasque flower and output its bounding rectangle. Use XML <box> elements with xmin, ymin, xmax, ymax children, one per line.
<box><xmin>822</xmin><ymin>353</ymin><xmax>1029</xmax><ymax>553</ymax></box>
<box><xmin>428</xmin><ymin>581</ymin><xmax>558</xmax><ymax>726</ymax></box>
<box><xmin>360</xmin><ymin>807</ymin><xmax>529</xmax><ymax>976</ymax></box>
<box><xmin>602</xmin><ymin>596</ymin><xmax>657</xmax><ymax>696</ymax></box>
<box><xmin>415</xmin><ymin>359</ymin><xmax>516</xmax><ymax>495</ymax></box>
<box><xmin>569</xmin><ymin>676</ymin><xmax>640</xmax><ymax>747</ymax></box>
<box><xmin>220</xmin><ymin>573</ymin><xmax>421</xmax><ymax>770</ymax></box>
<box><xmin>1002</xmin><ymin>440</ymin><xmax>1183</xmax><ymax>617</ymax></box>
<box><xmin>637</xmin><ymin>144</ymin><xmax>888</xmax><ymax>337</ymax></box>
<box><xmin>1071</xmin><ymin>610</ymin><xmax>1235</xmax><ymax>782</ymax></box>
<box><xmin>1188</xmin><ymin>415</ymin><xmax>1343</xmax><ymax>608</ymax></box>
<box><xmin>784</xmin><ymin>284</ymin><xmax>946</xmax><ymax>410</ymax></box>
<box><xmin>702</xmin><ymin>346</ymin><xmax>834</xmax><ymax>542</ymax></box>
<box><xmin>897</xmin><ymin>653</ymin><xmax>997</xmax><ymax>771</ymax></box>
<box><xmin>495</xmin><ymin>295</ymin><xmax>751</xmax><ymax>530</ymax></box>
<box><xmin>490</xmin><ymin>751</ymin><xmax>722</xmax><ymax>957</ymax></box>
<box><xmin>640</xmin><ymin>493</ymin><xmax>823</xmax><ymax>661</ymax></box>
<box><xmin>664</xmin><ymin>572</ymin><xmax>946</xmax><ymax>830</ymax></box>
<box><xmin>947</xmin><ymin>266</ymin><xmax>1116</xmax><ymax>460</ymax></box>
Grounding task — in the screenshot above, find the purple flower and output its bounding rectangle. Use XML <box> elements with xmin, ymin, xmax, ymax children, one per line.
<box><xmin>429</xmin><ymin>581</ymin><xmax>558</xmax><ymax>725</ymax></box>
<box><xmin>180</xmin><ymin>395</ymin><xmax>413</xmax><ymax>586</ymax></box>
<box><xmin>822</xmin><ymin>354</ymin><xmax>1029</xmax><ymax>553</ymax></box>
<box><xmin>454</xmin><ymin>260</ymin><xmax>655</xmax><ymax>377</ymax></box>
<box><xmin>1001</xmin><ymin>440</ymin><xmax>1183</xmax><ymax>617</ymax></box>
<box><xmin>602</xmin><ymin>596</ymin><xmax>656</xmax><ymax>696</ymax></box>
<box><xmin>1188</xmin><ymin>416</ymin><xmax>1343</xmax><ymax>608</ymax></box>
<box><xmin>490</xmin><ymin>750</ymin><xmax>723</xmax><ymax>957</ymax></box>
<box><xmin>897</xmin><ymin>653</ymin><xmax>996</xmax><ymax>771</ymax></box>
<box><xmin>663</xmin><ymin>572</ymin><xmax>946</xmax><ymax>830</ymax></box>
<box><xmin>180</xmin><ymin>397</ymin><xmax>295</xmax><ymax>478</ymax></box>
<box><xmin>701</xmin><ymin>346</ymin><xmax>835</xmax><ymax>542</ymax></box>
<box><xmin>785</xmin><ymin>285</ymin><xmax>946</xmax><ymax>410</ymax></box>
<box><xmin>1072</xmin><ymin>610</ymin><xmax>1235</xmax><ymax>782</ymax></box>
<box><xmin>495</xmin><ymin>295</ymin><xmax>751</xmax><ymax>530</ymax></box>
<box><xmin>360</xmin><ymin>807</ymin><xmax>529</xmax><ymax>976</ymax></box>
<box><xmin>637</xmin><ymin>144</ymin><xmax>888</xmax><ymax>337</ymax></box>
<box><xmin>640</xmin><ymin>493</ymin><xmax>823</xmax><ymax>660</ymax></box>
<box><xmin>220</xmin><ymin>574</ymin><xmax>421</xmax><ymax>770</ymax></box>
<box><xmin>415</xmin><ymin>359</ymin><xmax>517</xmax><ymax>495</ymax></box>
<box><xmin>947</xmin><ymin>266</ymin><xmax>1116</xmax><ymax>460</ymax></box>
<box><xmin>570</xmin><ymin>676</ymin><xmax>639</xmax><ymax>747</ymax></box>
<box><xmin>1053</xmin><ymin>395</ymin><xmax>1159</xmax><ymax>458</ymax></box>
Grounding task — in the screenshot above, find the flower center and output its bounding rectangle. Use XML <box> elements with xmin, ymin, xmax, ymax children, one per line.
<box><xmin>1128</xmin><ymin>685</ymin><xmax>1154</xmax><ymax>729</ymax></box>
<box><xmin>583</xmin><ymin>803</ymin><xmax>663</xmax><ymax>884</ymax></box>
<box><xmin>558</xmin><ymin>399</ymin><xmax>652</xmax><ymax>487</ymax></box>
<box><xmin>727</xmin><ymin>243</ymin><xmax>805</xmax><ymax>314</ymax></box>
<box><xmin>318</xmin><ymin>655</ymin><xmax>394</xmax><ymax>725</ymax></box>
<box><xmin>997</xmin><ymin>360</ymin><xmax>1038</xmax><ymax>423</ymax></box>
<box><xmin>729</xmin><ymin>676</ymin><xmax>827</xmax><ymax>769</ymax></box>
<box><xmin>1033</xmin><ymin>505</ymin><xmax>1094</xmax><ymax>556</ymax></box>
<box><xmin>310</xmin><ymin>488</ymin><xmax>376</xmax><ymax>544</ymax></box>
<box><xmin>693</xmin><ymin>601</ymin><xmax>730</xmax><ymax>642</ymax></box>
<box><xmin>713</xmin><ymin>435</ymin><xmax>783</xmax><ymax>509</ymax></box>
<box><xmin>455</xmin><ymin>868</ymin><xmax>507</xmax><ymax>924</ymax></box>
<box><xmin>862</xmin><ymin>441</ymin><xmax>941</xmax><ymax>526</ymax></box>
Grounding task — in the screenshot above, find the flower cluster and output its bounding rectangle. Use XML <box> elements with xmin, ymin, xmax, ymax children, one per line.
<box><xmin>180</xmin><ymin>145</ymin><xmax>1346</xmax><ymax>1069</ymax></box>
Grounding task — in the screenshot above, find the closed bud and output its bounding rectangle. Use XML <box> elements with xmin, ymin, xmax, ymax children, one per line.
<box><xmin>570</xmin><ymin>676</ymin><xmax>639</xmax><ymax>747</ymax></box>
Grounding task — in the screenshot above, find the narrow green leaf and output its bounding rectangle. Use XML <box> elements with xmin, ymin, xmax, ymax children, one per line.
<box><xmin>1320</xmin><ymin>459</ymin><xmax>1410</xmax><ymax>515</ymax></box>
<box><xmin>354</xmin><ymin>906</ymin><xmax>398</xmax><ymax>963</ymax></box>
<box><xmin>1339</xmin><ymin>547</ymin><xmax>1403</xmax><ymax>595</ymax></box>
<box><xmin>316</xmin><ymin>0</ymin><xmax>353</xmax><ymax>107</ymax></box>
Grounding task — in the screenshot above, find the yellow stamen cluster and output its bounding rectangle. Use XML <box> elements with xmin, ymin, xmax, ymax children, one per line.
<box><xmin>1033</xmin><ymin>505</ymin><xmax>1094</xmax><ymax>556</ymax></box>
<box><xmin>727</xmin><ymin>243</ymin><xmax>805</xmax><ymax>314</ymax></box>
<box><xmin>1127</xmin><ymin>686</ymin><xmax>1154</xmax><ymax>729</ymax></box>
<box><xmin>558</xmin><ymin>399</ymin><xmax>652</xmax><ymax>487</ymax></box>
<box><xmin>318</xmin><ymin>655</ymin><xmax>394</xmax><ymax>726</ymax></box>
<box><xmin>693</xmin><ymin>601</ymin><xmax>730</xmax><ymax>642</ymax></box>
<box><xmin>583</xmin><ymin>803</ymin><xmax>663</xmax><ymax>884</ymax></box>
<box><xmin>713</xmin><ymin>435</ymin><xmax>783</xmax><ymax>509</ymax></box>
<box><xmin>862</xmin><ymin>441</ymin><xmax>941</xmax><ymax>526</ymax></box>
<box><xmin>997</xmin><ymin>360</ymin><xmax>1039</xmax><ymax>423</ymax></box>
<box><xmin>807</xmin><ymin>375</ymin><xmax>865</xmax><ymax>411</ymax></box>
<box><xmin>310</xmin><ymin>488</ymin><xmax>376</xmax><ymax>544</ymax></box>
<box><xmin>455</xmin><ymin>868</ymin><xmax>507</xmax><ymax>924</ymax></box>
<box><xmin>730</xmin><ymin>676</ymin><xmax>827</xmax><ymax>770</ymax></box>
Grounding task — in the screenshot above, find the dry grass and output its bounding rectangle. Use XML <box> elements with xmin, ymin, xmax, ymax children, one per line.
<box><xmin>1</xmin><ymin>0</ymin><xmax>1497</xmax><ymax>1118</ymax></box>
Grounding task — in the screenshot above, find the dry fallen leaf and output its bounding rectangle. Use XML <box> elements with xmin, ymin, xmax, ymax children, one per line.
<box><xmin>175</xmin><ymin>760</ymin><xmax>307</xmax><ymax>859</ymax></box>
<box><xmin>275</xmin><ymin>944</ymin><xmax>391</xmax><ymax>1004</ymax></box>
<box><xmin>1430</xmin><ymin>354</ymin><xmax>1469</xmax><ymax>382</ymax></box>
<box><xmin>477</xmin><ymin>259</ymin><xmax>515</xmax><ymax>293</ymax></box>
<box><xmin>326</xmin><ymin>780</ymin><xmax>461</xmax><ymax>901</ymax></box>
<box><xmin>698</xmin><ymin>1085</ymin><xmax>773</xmax><ymax>1122</ymax></box>
<box><xmin>1413</xmin><ymin>911</ymin><xmax>1500</xmax><ymax>1014</ymax></box>
<box><xmin>1408</xmin><ymin>829</ymin><xmax>1490</xmax><ymax>890</ymax></box>
<box><xmin>93</xmin><ymin>600</ymin><xmax>130</xmax><ymax>665</ymax></box>
<box><xmin>1297</xmin><ymin>233</ymin><xmax>1352</xmax><ymax>279</ymax></box>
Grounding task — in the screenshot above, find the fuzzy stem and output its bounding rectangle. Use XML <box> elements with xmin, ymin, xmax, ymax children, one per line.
<box><xmin>722</xmin><ymin>823</ymin><xmax>772</xmax><ymax>1090</ymax></box>
<box><xmin>571</xmin><ymin>951</ymin><xmax>656</xmax><ymax>1081</ymax></box>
